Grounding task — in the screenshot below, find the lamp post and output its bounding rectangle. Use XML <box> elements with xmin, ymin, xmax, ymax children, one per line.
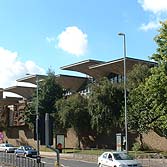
<box><xmin>36</xmin><ymin>75</ymin><xmax>40</xmax><ymax>158</ymax></box>
<box><xmin>118</xmin><ymin>32</ymin><xmax>128</xmax><ymax>152</ymax></box>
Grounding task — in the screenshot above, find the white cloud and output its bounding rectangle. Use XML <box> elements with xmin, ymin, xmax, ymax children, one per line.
<box><xmin>57</xmin><ymin>26</ymin><xmax>88</xmax><ymax>56</ymax></box>
<box><xmin>140</xmin><ymin>20</ymin><xmax>160</xmax><ymax>31</ymax></box>
<box><xmin>0</xmin><ymin>47</ymin><xmax>45</xmax><ymax>89</ymax></box>
<box><xmin>138</xmin><ymin>0</ymin><xmax>167</xmax><ymax>14</ymax></box>
<box><xmin>138</xmin><ymin>0</ymin><xmax>167</xmax><ymax>31</ymax></box>
<box><xmin>46</xmin><ymin>37</ymin><xmax>55</xmax><ymax>43</ymax></box>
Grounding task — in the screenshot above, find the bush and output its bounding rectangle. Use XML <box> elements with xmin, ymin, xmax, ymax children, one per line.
<box><xmin>132</xmin><ymin>142</ymin><xmax>141</xmax><ymax>151</ymax></box>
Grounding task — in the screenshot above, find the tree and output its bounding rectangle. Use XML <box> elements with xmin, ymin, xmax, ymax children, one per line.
<box><xmin>25</xmin><ymin>69</ymin><xmax>64</xmax><ymax>128</ymax></box>
<box><xmin>56</xmin><ymin>93</ymin><xmax>91</xmax><ymax>147</ymax></box>
<box><xmin>127</xmin><ymin>64</ymin><xmax>152</xmax><ymax>148</ymax></box>
<box><xmin>129</xmin><ymin>65</ymin><xmax>167</xmax><ymax>140</ymax></box>
<box><xmin>127</xmin><ymin>64</ymin><xmax>151</xmax><ymax>90</ymax></box>
<box><xmin>142</xmin><ymin>65</ymin><xmax>167</xmax><ymax>136</ymax></box>
<box><xmin>88</xmin><ymin>77</ymin><xmax>124</xmax><ymax>134</ymax></box>
<box><xmin>38</xmin><ymin>69</ymin><xmax>63</xmax><ymax>115</ymax></box>
<box><xmin>151</xmin><ymin>20</ymin><xmax>167</xmax><ymax>62</ymax></box>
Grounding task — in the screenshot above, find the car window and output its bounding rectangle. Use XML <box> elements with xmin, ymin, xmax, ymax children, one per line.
<box><xmin>25</xmin><ymin>146</ymin><xmax>32</xmax><ymax>150</ymax></box>
<box><xmin>102</xmin><ymin>153</ymin><xmax>108</xmax><ymax>159</ymax></box>
<box><xmin>5</xmin><ymin>144</ymin><xmax>14</xmax><ymax>147</ymax></box>
<box><xmin>108</xmin><ymin>154</ymin><xmax>113</xmax><ymax>160</ymax></box>
<box><xmin>113</xmin><ymin>153</ymin><xmax>133</xmax><ymax>160</ymax></box>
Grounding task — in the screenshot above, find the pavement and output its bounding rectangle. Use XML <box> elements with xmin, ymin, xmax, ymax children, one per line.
<box><xmin>40</xmin><ymin>151</ymin><xmax>98</xmax><ymax>162</ymax></box>
<box><xmin>40</xmin><ymin>151</ymin><xmax>74</xmax><ymax>158</ymax></box>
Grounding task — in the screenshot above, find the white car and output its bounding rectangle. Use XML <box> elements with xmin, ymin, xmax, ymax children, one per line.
<box><xmin>0</xmin><ymin>143</ymin><xmax>17</xmax><ymax>153</ymax></box>
<box><xmin>98</xmin><ymin>151</ymin><xmax>142</xmax><ymax>167</ymax></box>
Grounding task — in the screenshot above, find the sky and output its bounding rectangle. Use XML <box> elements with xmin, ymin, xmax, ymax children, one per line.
<box><xmin>0</xmin><ymin>0</ymin><xmax>167</xmax><ymax>89</ymax></box>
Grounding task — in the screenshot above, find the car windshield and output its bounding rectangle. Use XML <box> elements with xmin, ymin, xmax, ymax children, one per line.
<box><xmin>5</xmin><ymin>144</ymin><xmax>14</xmax><ymax>147</ymax></box>
<box><xmin>113</xmin><ymin>153</ymin><xmax>133</xmax><ymax>160</ymax></box>
<box><xmin>24</xmin><ymin>146</ymin><xmax>33</xmax><ymax>150</ymax></box>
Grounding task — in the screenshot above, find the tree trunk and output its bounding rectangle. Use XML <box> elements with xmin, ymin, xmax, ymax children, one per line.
<box><xmin>139</xmin><ymin>133</ymin><xmax>144</xmax><ymax>150</ymax></box>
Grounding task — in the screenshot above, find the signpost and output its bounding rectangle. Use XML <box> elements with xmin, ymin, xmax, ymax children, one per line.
<box><xmin>0</xmin><ymin>132</ymin><xmax>4</xmax><ymax>141</ymax></box>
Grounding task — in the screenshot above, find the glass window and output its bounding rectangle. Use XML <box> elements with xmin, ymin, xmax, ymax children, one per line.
<box><xmin>103</xmin><ymin>153</ymin><xmax>108</xmax><ymax>159</ymax></box>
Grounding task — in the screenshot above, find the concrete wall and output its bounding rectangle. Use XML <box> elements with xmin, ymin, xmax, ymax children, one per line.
<box><xmin>142</xmin><ymin>130</ymin><xmax>167</xmax><ymax>151</ymax></box>
<box><xmin>2</xmin><ymin>127</ymin><xmax>167</xmax><ymax>151</ymax></box>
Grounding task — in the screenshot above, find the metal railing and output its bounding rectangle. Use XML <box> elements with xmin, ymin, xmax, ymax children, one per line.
<box><xmin>0</xmin><ymin>152</ymin><xmax>45</xmax><ymax>167</ymax></box>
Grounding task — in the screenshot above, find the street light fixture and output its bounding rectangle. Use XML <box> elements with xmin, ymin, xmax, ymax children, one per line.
<box><xmin>36</xmin><ymin>75</ymin><xmax>40</xmax><ymax>158</ymax></box>
<box><xmin>26</xmin><ymin>73</ymin><xmax>40</xmax><ymax>163</ymax></box>
<box><xmin>118</xmin><ymin>32</ymin><xmax>128</xmax><ymax>152</ymax></box>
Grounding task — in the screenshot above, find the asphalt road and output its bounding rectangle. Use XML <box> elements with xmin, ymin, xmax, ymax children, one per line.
<box><xmin>42</xmin><ymin>157</ymin><xmax>98</xmax><ymax>167</ymax></box>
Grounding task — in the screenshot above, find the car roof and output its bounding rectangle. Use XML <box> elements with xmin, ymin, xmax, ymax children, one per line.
<box><xmin>102</xmin><ymin>151</ymin><xmax>127</xmax><ymax>154</ymax></box>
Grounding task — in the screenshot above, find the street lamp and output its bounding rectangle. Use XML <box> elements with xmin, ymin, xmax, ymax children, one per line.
<box><xmin>36</xmin><ymin>75</ymin><xmax>40</xmax><ymax>159</ymax></box>
<box><xmin>118</xmin><ymin>32</ymin><xmax>128</xmax><ymax>152</ymax></box>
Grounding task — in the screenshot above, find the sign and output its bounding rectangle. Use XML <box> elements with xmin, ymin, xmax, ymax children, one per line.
<box><xmin>0</xmin><ymin>132</ymin><xmax>4</xmax><ymax>140</ymax></box>
<box><xmin>116</xmin><ymin>133</ymin><xmax>122</xmax><ymax>151</ymax></box>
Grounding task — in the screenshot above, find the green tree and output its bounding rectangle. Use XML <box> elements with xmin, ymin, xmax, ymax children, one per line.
<box><xmin>128</xmin><ymin>83</ymin><xmax>152</xmax><ymax>149</ymax></box>
<box><xmin>151</xmin><ymin>20</ymin><xmax>167</xmax><ymax>62</ymax></box>
<box><xmin>56</xmin><ymin>93</ymin><xmax>91</xmax><ymax>147</ymax></box>
<box><xmin>25</xmin><ymin>69</ymin><xmax>64</xmax><ymax>128</ymax></box>
<box><xmin>129</xmin><ymin>65</ymin><xmax>167</xmax><ymax>140</ymax></box>
<box><xmin>127</xmin><ymin>64</ymin><xmax>151</xmax><ymax>90</ymax></box>
<box><xmin>88</xmin><ymin>77</ymin><xmax>124</xmax><ymax>134</ymax></box>
<box><xmin>38</xmin><ymin>69</ymin><xmax>63</xmax><ymax>115</ymax></box>
<box><xmin>127</xmin><ymin>64</ymin><xmax>152</xmax><ymax>147</ymax></box>
<box><xmin>142</xmin><ymin>65</ymin><xmax>167</xmax><ymax>136</ymax></box>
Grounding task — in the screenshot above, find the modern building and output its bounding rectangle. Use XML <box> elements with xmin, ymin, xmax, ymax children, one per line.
<box><xmin>1</xmin><ymin>57</ymin><xmax>166</xmax><ymax>151</ymax></box>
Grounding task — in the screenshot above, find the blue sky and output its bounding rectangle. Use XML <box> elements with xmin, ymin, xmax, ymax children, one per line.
<box><xmin>0</xmin><ymin>0</ymin><xmax>167</xmax><ymax>89</ymax></box>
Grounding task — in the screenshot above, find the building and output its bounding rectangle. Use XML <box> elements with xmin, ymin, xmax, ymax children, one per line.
<box><xmin>1</xmin><ymin>57</ymin><xmax>166</xmax><ymax>151</ymax></box>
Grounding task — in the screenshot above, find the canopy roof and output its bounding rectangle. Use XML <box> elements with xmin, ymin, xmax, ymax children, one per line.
<box><xmin>61</xmin><ymin>59</ymin><xmax>105</xmax><ymax>77</ymax></box>
<box><xmin>16</xmin><ymin>74</ymin><xmax>89</xmax><ymax>93</ymax></box>
<box><xmin>0</xmin><ymin>97</ymin><xmax>22</xmax><ymax>105</ymax></box>
<box><xmin>17</xmin><ymin>74</ymin><xmax>46</xmax><ymax>85</ymax></box>
<box><xmin>56</xmin><ymin>74</ymin><xmax>88</xmax><ymax>92</ymax></box>
<box><xmin>4</xmin><ymin>86</ymin><xmax>36</xmax><ymax>99</ymax></box>
<box><xmin>61</xmin><ymin>57</ymin><xmax>157</xmax><ymax>79</ymax></box>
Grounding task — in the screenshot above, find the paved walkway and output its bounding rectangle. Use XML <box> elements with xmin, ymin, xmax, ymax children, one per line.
<box><xmin>40</xmin><ymin>151</ymin><xmax>98</xmax><ymax>162</ymax></box>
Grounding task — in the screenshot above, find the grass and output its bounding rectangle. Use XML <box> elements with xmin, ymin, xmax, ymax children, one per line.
<box><xmin>40</xmin><ymin>146</ymin><xmax>167</xmax><ymax>158</ymax></box>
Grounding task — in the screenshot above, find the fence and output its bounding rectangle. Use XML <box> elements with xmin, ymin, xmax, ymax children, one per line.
<box><xmin>70</xmin><ymin>149</ymin><xmax>167</xmax><ymax>167</ymax></box>
<box><xmin>135</xmin><ymin>153</ymin><xmax>167</xmax><ymax>167</ymax></box>
<box><xmin>0</xmin><ymin>152</ymin><xmax>45</xmax><ymax>167</ymax></box>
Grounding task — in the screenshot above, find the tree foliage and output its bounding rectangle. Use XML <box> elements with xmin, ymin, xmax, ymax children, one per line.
<box><xmin>25</xmin><ymin>69</ymin><xmax>64</xmax><ymax>127</ymax></box>
<box><xmin>38</xmin><ymin>69</ymin><xmax>63</xmax><ymax>115</ymax></box>
<box><xmin>127</xmin><ymin>64</ymin><xmax>151</xmax><ymax>90</ymax></box>
<box><xmin>88</xmin><ymin>77</ymin><xmax>124</xmax><ymax>134</ymax></box>
<box><xmin>56</xmin><ymin>93</ymin><xmax>91</xmax><ymax>134</ymax></box>
<box><xmin>142</xmin><ymin>65</ymin><xmax>167</xmax><ymax>135</ymax></box>
<box><xmin>127</xmin><ymin>64</ymin><xmax>152</xmax><ymax>134</ymax></box>
<box><xmin>128</xmin><ymin>20</ymin><xmax>167</xmax><ymax>138</ymax></box>
<box><xmin>151</xmin><ymin>20</ymin><xmax>167</xmax><ymax>62</ymax></box>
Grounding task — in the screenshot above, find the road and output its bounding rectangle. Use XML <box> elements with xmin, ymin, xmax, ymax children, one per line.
<box><xmin>42</xmin><ymin>157</ymin><xmax>98</xmax><ymax>167</ymax></box>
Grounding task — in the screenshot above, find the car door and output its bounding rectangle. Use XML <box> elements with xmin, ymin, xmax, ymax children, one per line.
<box><xmin>100</xmin><ymin>152</ymin><xmax>108</xmax><ymax>166</ymax></box>
<box><xmin>17</xmin><ymin>147</ymin><xmax>24</xmax><ymax>156</ymax></box>
<box><xmin>0</xmin><ymin>144</ymin><xmax>3</xmax><ymax>151</ymax></box>
<box><xmin>103</xmin><ymin>153</ymin><xmax>114</xmax><ymax>167</ymax></box>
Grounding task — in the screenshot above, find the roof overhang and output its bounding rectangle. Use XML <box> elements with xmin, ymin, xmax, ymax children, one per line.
<box><xmin>4</xmin><ymin>86</ymin><xmax>36</xmax><ymax>99</ymax></box>
<box><xmin>61</xmin><ymin>57</ymin><xmax>157</xmax><ymax>79</ymax></box>
<box><xmin>17</xmin><ymin>74</ymin><xmax>46</xmax><ymax>85</ymax></box>
<box><xmin>61</xmin><ymin>59</ymin><xmax>105</xmax><ymax>77</ymax></box>
<box><xmin>89</xmin><ymin>57</ymin><xmax>156</xmax><ymax>78</ymax></box>
<box><xmin>0</xmin><ymin>97</ymin><xmax>22</xmax><ymax>105</ymax></box>
<box><xmin>56</xmin><ymin>74</ymin><xmax>89</xmax><ymax>92</ymax></box>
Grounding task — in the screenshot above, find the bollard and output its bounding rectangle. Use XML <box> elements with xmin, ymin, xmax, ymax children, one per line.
<box><xmin>54</xmin><ymin>161</ymin><xmax>59</xmax><ymax>167</ymax></box>
<box><xmin>47</xmin><ymin>145</ymin><xmax>60</xmax><ymax>167</ymax></box>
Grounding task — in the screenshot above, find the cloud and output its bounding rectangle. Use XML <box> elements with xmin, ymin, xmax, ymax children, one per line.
<box><xmin>46</xmin><ymin>37</ymin><xmax>55</xmax><ymax>43</ymax></box>
<box><xmin>0</xmin><ymin>47</ymin><xmax>45</xmax><ymax>89</ymax></box>
<box><xmin>140</xmin><ymin>20</ymin><xmax>160</xmax><ymax>31</ymax></box>
<box><xmin>138</xmin><ymin>0</ymin><xmax>167</xmax><ymax>31</ymax></box>
<box><xmin>138</xmin><ymin>0</ymin><xmax>167</xmax><ymax>14</ymax></box>
<box><xmin>57</xmin><ymin>26</ymin><xmax>88</xmax><ymax>56</ymax></box>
